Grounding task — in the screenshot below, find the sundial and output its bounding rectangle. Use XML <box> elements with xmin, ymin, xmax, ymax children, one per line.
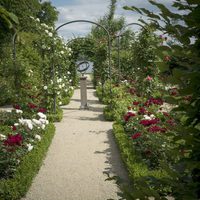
<box><xmin>77</xmin><ymin>61</ymin><xmax>90</xmax><ymax>76</ymax></box>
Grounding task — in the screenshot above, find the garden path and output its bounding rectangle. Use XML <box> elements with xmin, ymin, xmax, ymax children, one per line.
<box><xmin>22</xmin><ymin>76</ymin><xmax>128</xmax><ymax>200</ymax></box>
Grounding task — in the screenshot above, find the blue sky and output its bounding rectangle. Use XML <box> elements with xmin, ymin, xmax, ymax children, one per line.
<box><xmin>46</xmin><ymin>0</ymin><xmax>174</xmax><ymax>40</ymax></box>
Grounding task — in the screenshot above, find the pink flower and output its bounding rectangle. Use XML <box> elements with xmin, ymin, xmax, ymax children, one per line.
<box><xmin>131</xmin><ymin>132</ymin><xmax>142</xmax><ymax>140</ymax></box>
<box><xmin>146</xmin><ymin>75</ymin><xmax>153</xmax><ymax>81</ymax></box>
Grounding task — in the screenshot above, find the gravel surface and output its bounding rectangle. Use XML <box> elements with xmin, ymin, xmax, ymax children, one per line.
<box><xmin>22</xmin><ymin>78</ymin><xmax>128</xmax><ymax>200</ymax></box>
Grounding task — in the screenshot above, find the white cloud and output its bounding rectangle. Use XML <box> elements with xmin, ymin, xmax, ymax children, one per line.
<box><xmin>55</xmin><ymin>0</ymin><xmax>176</xmax><ymax>39</ymax></box>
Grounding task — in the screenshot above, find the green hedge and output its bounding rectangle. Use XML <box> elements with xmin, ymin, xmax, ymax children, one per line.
<box><xmin>0</xmin><ymin>123</ymin><xmax>55</xmax><ymax>200</ymax></box>
<box><xmin>112</xmin><ymin>122</ymin><xmax>170</xmax><ymax>198</ymax></box>
<box><xmin>47</xmin><ymin>107</ymin><xmax>63</xmax><ymax>122</ymax></box>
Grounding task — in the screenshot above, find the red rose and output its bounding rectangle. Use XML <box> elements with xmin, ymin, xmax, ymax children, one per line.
<box><xmin>131</xmin><ymin>132</ymin><xmax>142</xmax><ymax>140</ymax></box>
<box><xmin>124</xmin><ymin>112</ymin><xmax>136</xmax><ymax>122</ymax></box>
<box><xmin>28</xmin><ymin>103</ymin><xmax>37</xmax><ymax>109</ymax></box>
<box><xmin>133</xmin><ymin>101</ymin><xmax>140</xmax><ymax>106</ymax></box>
<box><xmin>13</xmin><ymin>104</ymin><xmax>21</xmax><ymax>109</ymax></box>
<box><xmin>38</xmin><ymin>107</ymin><xmax>47</xmax><ymax>113</ymax></box>
<box><xmin>148</xmin><ymin>125</ymin><xmax>166</xmax><ymax>133</ymax></box>
<box><xmin>4</xmin><ymin>134</ymin><xmax>23</xmax><ymax>146</ymax></box>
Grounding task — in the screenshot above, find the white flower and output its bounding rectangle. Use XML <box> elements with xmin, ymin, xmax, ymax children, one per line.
<box><xmin>48</xmin><ymin>32</ymin><xmax>53</xmax><ymax>37</ymax></box>
<box><xmin>6</xmin><ymin>110</ymin><xmax>12</xmax><ymax>112</ymax></box>
<box><xmin>67</xmin><ymin>71</ymin><xmax>71</xmax><ymax>75</ymax></box>
<box><xmin>27</xmin><ymin>122</ymin><xmax>33</xmax><ymax>130</ymax></box>
<box><xmin>37</xmin><ymin>112</ymin><xmax>47</xmax><ymax>119</ymax></box>
<box><xmin>59</xmin><ymin>101</ymin><xmax>62</xmax><ymax>105</ymax></box>
<box><xmin>42</xmin><ymin>44</ymin><xmax>46</xmax><ymax>49</ymax></box>
<box><xmin>68</xmin><ymin>53</ymin><xmax>71</xmax><ymax>56</ymax></box>
<box><xmin>0</xmin><ymin>134</ymin><xmax>6</xmax><ymax>140</ymax></box>
<box><xmin>43</xmin><ymin>86</ymin><xmax>48</xmax><ymax>90</ymax></box>
<box><xmin>143</xmin><ymin>115</ymin><xmax>152</xmax><ymax>120</ymax></box>
<box><xmin>32</xmin><ymin>119</ymin><xmax>42</xmax><ymax>126</ymax></box>
<box><xmin>16</xmin><ymin>109</ymin><xmax>23</xmax><ymax>114</ymax></box>
<box><xmin>69</xmin><ymin>79</ymin><xmax>72</xmax><ymax>82</ymax></box>
<box><xmin>46</xmin><ymin>120</ymin><xmax>49</xmax><ymax>125</ymax></box>
<box><xmin>128</xmin><ymin>110</ymin><xmax>137</xmax><ymax>114</ymax></box>
<box><xmin>65</xmin><ymin>89</ymin><xmax>68</xmax><ymax>92</ymax></box>
<box><xmin>41</xmin><ymin>124</ymin><xmax>46</xmax><ymax>130</ymax></box>
<box><xmin>30</xmin><ymin>16</ymin><xmax>34</xmax><ymax>20</ymax></box>
<box><xmin>36</xmin><ymin>18</ymin><xmax>40</xmax><ymax>22</ymax></box>
<box><xmin>57</xmin><ymin>91</ymin><xmax>60</xmax><ymax>95</ymax></box>
<box><xmin>45</xmin><ymin>29</ymin><xmax>49</xmax><ymax>34</ymax></box>
<box><xmin>60</xmin><ymin>50</ymin><xmax>64</xmax><ymax>54</ymax></box>
<box><xmin>70</xmin><ymin>86</ymin><xmax>74</xmax><ymax>90</ymax></box>
<box><xmin>150</xmin><ymin>114</ymin><xmax>155</xmax><ymax>119</ymax></box>
<box><xmin>35</xmin><ymin>134</ymin><xmax>41</xmax><ymax>141</ymax></box>
<box><xmin>62</xmin><ymin>83</ymin><xmax>65</xmax><ymax>87</ymax></box>
<box><xmin>59</xmin><ymin>84</ymin><xmax>62</xmax><ymax>89</ymax></box>
<box><xmin>14</xmin><ymin>123</ymin><xmax>19</xmax><ymax>126</ymax></box>
<box><xmin>27</xmin><ymin>143</ymin><xmax>34</xmax><ymax>151</ymax></box>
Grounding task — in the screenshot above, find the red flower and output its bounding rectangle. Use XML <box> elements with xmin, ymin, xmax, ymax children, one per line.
<box><xmin>13</xmin><ymin>104</ymin><xmax>21</xmax><ymax>109</ymax></box>
<box><xmin>140</xmin><ymin>119</ymin><xmax>159</xmax><ymax>126</ymax></box>
<box><xmin>38</xmin><ymin>107</ymin><xmax>47</xmax><ymax>113</ymax></box>
<box><xmin>4</xmin><ymin>134</ymin><xmax>23</xmax><ymax>146</ymax></box>
<box><xmin>144</xmin><ymin>98</ymin><xmax>163</xmax><ymax>107</ymax></box>
<box><xmin>131</xmin><ymin>132</ymin><xmax>142</xmax><ymax>140</ymax></box>
<box><xmin>12</xmin><ymin>126</ymin><xmax>17</xmax><ymax>131</ymax></box>
<box><xmin>133</xmin><ymin>101</ymin><xmax>140</xmax><ymax>106</ymax></box>
<box><xmin>28</xmin><ymin>103</ymin><xmax>37</xmax><ymax>109</ymax></box>
<box><xmin>129</xmin><ymin>88</ymin><xmax>136</xmax><ymax>95</ymax></box>
<box><xmin>148</xmin><ymin>125</ymin><xmax>166</xmax><ymax>133</ymax></box>
<box><xmin>138</xmin><ymin>107</ymin><xmax>146</xmax><ymax>115</ymax></box>
<box><xmin>166</xmin><ymin>119</ymin><xmax>176</xmax><ymax>126</ymax></box>
<box><xmin>163</xmin><ymin>112</ymin><xmax>170</xmax><ymax>117</ymax></box>
<box><xmin>124</xmin><ymin>112</ymin><xmax>136</xmax><ymax>122</ymax></box>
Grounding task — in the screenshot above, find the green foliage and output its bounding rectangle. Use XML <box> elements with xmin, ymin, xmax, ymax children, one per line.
<box><xmin>47</xmin><ymin>107</ymin><xmax>63</xmax><ymax>122</ymax></box>
<box><xmin>124</xmin><ymin>0</ymin><xmax>200</xmax><ymax>198</ymax></box>
<box><xmin>0</xmin><ymin>123</ymin><xmax>55</xmax><ymax>200</ymax></box>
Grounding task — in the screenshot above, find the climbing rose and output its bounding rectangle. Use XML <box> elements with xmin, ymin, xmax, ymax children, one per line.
<box><xmin>131</xmin><ymin>132</ymin><xmax>142</xmax><ymax>140</ymax></box>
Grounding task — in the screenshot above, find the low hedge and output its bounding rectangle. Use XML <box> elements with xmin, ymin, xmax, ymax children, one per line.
<box><xmin>47</xmin><ymin>107</ymin><xmax>63</xmax><ymax>122</ymax></box>
<box><xmin>112</xmin><ymin>122</ymin><xmax>170</xmax><ymax>198</ymax></box>
<box><xmin>0</xmin><ymin>123</ymin><xmax>55</xmax><ymax>200</ymax></box>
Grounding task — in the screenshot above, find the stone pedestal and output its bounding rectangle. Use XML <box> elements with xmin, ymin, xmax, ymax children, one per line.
<box><xmin>80</xmin><ymin>76</ymin><xmax>89</xmax><ymax>109</ymax></box>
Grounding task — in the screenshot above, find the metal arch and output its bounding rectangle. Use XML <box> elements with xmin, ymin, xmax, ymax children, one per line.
<box><xmin>116</xmin><ymin>23</ymin><xmax>147</xmax><ymax>76</ymax></box>
<box><xmin>55</xmin><ymin>20</ymin><xmax>111</xmax><ymax>81</ymax></box>
<box><xmin>51</xmin><ymin>20</ymin><xmax>112</xmax><ymax>112</ymax></box>
<box><xmin>66</xmin><ymin>36</ymin><xmax>94</xmax><ymax>46</ymax></box>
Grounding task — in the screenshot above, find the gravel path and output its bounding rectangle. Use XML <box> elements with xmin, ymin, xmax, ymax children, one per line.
<box><xmin>22</xmin><ymin>79</ymin><xmax>128</xmax><ymax>200</ymax></box>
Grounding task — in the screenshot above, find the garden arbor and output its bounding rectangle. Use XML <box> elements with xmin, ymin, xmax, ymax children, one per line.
<box><xmin>116</xmin><ymin>22</ymin><xmax>147</xmax><ymax>75</ymax></box>
<box><xmin>51</xmin><ymin>20</ymin><xmax>112</xmax><ymax>112</ymax></box>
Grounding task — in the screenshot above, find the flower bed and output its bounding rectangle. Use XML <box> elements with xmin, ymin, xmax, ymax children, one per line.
<box><xmin>0</xmin><ymin>105</ymin><xmax>56</xmax><ymax>200</ymax></box>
